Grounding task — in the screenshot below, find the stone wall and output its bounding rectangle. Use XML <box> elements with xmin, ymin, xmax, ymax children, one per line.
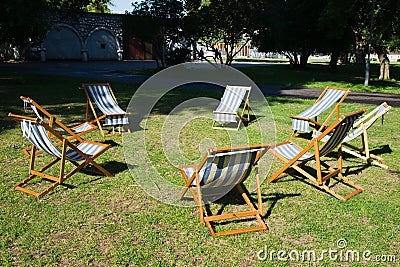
<box><xmin>41</xmin><ymin>13</ymin><xmax>124</xmax><ymax>61</ymax></box>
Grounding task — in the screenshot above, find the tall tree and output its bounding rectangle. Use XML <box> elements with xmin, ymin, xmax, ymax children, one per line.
<box><xmin>317</xmin><ymin>0</ymin><xmax>358</xmax><ymax>69</ymax></box>
<box><xmin>0</xmin><ymin>0</ymin><xmax>49</xmax><ymax>57</ymax></box>
<box><xmin>129</xmin><ymin>0</ymin><xmax>186</xmax><ymax>67</ymax></box>
<box><xmin>371</xmin><ymin>0</ymin><xmax>400</xmax><ymax>80</ymax></box>
<box><xmin>84</xmin><ymin>0</ymin><xmax>111</xmax><ymax>13</ymax></box>
<box><xmin>254</xmin><ymin>0</ymin><xmax>327</xmax><ymax>68</ymax></box>
<box><xmin>187</xmin><ymin>0</ymin><xmax>265</xmax><ymax>65</ymax></box>
<box><xmin>351</xmin><ymin>0</ymin><xmax>400</xmax><ymax>81</ymax></box>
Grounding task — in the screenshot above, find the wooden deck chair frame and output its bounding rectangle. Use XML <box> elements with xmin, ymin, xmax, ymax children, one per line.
<box><xmin>16</xmin><ymin>96</ymin><xmax>98</xmax><ymax>157</ymax></box>
<box><xmin>179</xmin><ymin>144</ymin><xmax>270</xmax><ymax>236</ymax></box>
<box><xmin>341</xmin><ymin>102</ymin><xmax>392</xmax><ymax>169</ymax></box>
<box><xmin>313</xmin><ymin>102</ymin><xmax>392</xmax><ymax>169</ymax></box>
<box><xmin>212</xmin><ymin>85</ymin><xmax>252</xmax><ymax>131</ymax></box>
<box><xmin>268</xmin><ymin>110</ymin><xmax>366</xmax><ymax>201</ymax></box>
<box><xmin>81</xmin><ymin>83</ymin><xmax>129</xmax><ymax>137</ymax></box>
<box><xmin>314</xmin><ymin>102</ymin><xmax>392</xmax><ymax>169</ymax></box>
<box><xmin>8</xmin><ymin>116</ymin><xmax>112</xmax><ymax>198</ymax></box>
<box><xmin>290</xmin><ymin>86</ymin><xmax>350</xmax><ymax>139</ymax></box>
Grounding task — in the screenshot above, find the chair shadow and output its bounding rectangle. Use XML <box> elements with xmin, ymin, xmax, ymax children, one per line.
<box><xmin>98</xmin><ymin>160</ymin><xmax>128</xmax><ymax>175</ymax></box>
<box><xmin>315</xmin><ymin>144</ymin><xmax>391</xmax><ymax>165</ymax></box>
<box><xmin>242</xmin><ymin>114</ymin><xmax>262</xmax><ymax>126</ymax></box>
<box><xmin>270</xmin><ymin>164</ymin><xmax>368</xmax><ymax>195</ymax></box>
<box><xmin>389</xmin><ymin>169</ymin><xmax>400</xmax><ymax>175</ymax></box>
<box><xmin>214</xmin><ymin>114</ymin><xmax>262</xmax><ymax>130</ymax></box>
<box><xmin>203</xmin><ymin>185</ymin><xmax>300</xmax><ymax>228</ymax></box>
<box><xmin>41</xmin><ymin>160</ymin><xmax>129</xmax><ymax>192</ymax></box>
<box><xmin>342</xmin><ymin>164</ymin><xmax>371</xmax><ymax>176</ymax></box>
<box><xmin>102</xmin><ymin>140</ymin><xmax>120</xmax><ymax>147</ymax></box>
<box><xmin>364</xmin><ymin>144</ymin><xmax>392</xmax><ymax>156</ymax></box>
<box><xmin>79</xmin><ymin>160</ymin><xmax>128</xmax><ymax>178</ymax></box>
<box><xmin>293</xmin><ymin>132</ymin><xmax>313</xmax><ymax>140</ymax></box>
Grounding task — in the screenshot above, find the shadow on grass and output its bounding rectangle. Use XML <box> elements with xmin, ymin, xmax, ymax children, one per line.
<box><xmin>238</xmin><ymin>63</ymin><xmax>400</xmax><ymax>92</ymax></box>
<box><xmin>102</xmin><ymin>140</ymin><xmax>121</xmax><ymax>148</ymax></box>
<box><xmin>265</xmin><ymin>96</ymin><xmax>305</xmax><ymax>105</ymax></box>
<box><xmin>101</xmin><ymin>160</ymin><xmax>128</xmax><ymax>175</ymax></box>
<box><xmin>389</xmin><ymin>169</ymin><xmax>400</xmax><ymax>175</ymax></box>
<box><xmin>202</xmin><ymin>185</ymin><xmax>301</xmax><ymax>231</ymax></box>
<box><xmin>268</xmin><ymin>164</ymin><xmax>368</xmax><ymax>198</ymax></box>
<box><xmin>13</xmin><ymin>160</ymin><xmax>128</xmax><ymax>198</ymax></box>
<box><xmin>323</xmin><ymin>144</ymin><xmax>393</xmax><ymax>161</ymax></box>
<box><xmin>242</xmin><ymin>114</ymin><xmax>263</xmax><ymax>127</ymax></box>
<box><xmin>278</xmin><ymin>144</ymin><xmax>393</xmax><ymax>165</ymax></box>
<box><xmin>77</xmin><ymin>160</ymin><xmax>128</xmax><ymax>177</ymax></box>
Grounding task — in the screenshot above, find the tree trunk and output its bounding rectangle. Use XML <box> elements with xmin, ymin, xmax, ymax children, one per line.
<box><xmin>299</xmin><ymin>51</ymin><xmax>310</xmax><ymax>68</ymax></box>
<box><xmin>225</xmin><ymin>41</ymin><xmax>233</xmax><ymax>65</ymax></box>
<box><xmin>378</xmin><ymin>53</ymin><xmax>390</xmax><ymax>80</ymax></box>
<box><xmin>286</xmin><ymin>51</ymin><xmax>299</xmax><ymax>66</ymax></box>
<box><xmin>294</xmin><ymin>52</ymin><xmax>299</xmax><ymax>65</ymax></box>
<box><xmin>338</xmin><ymin>52</ymin><xmax>349</xmax><ymax>64</ymax></box>
<box><xmin>329</xmin><ymin>51</ymin><xmax>339</xmax><ymax>71</ymax></box>
<box><xmin>355</xmin><ymin>33</ymin><xmax>366</xmax><ymax>64</ymax></box>
<box><xmin>191</xmin><ymin>39</ymin><xmax>197</xmax><ymax>61</ymax></box>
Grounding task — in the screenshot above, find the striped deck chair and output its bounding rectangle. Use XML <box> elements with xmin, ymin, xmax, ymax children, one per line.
<box><xmin>267</xmin><ymin>110</ymin><xmax>365</xmax><ymax>201</ymax></box>
<box><xmin>290</xmin><ymin>86</ymin><xmax>349</xmax><ymax>138</ymax></box>
<box><xmin>82</xmin><ymin>83</ymin><xmax>129</xmax><ymax>137</ymax></box>
<box><xmin>10</xmin><ymin>117</ymin><xmax>112</xmax><ymax>198</ymax></box>
<box><xmin>179</xmin><ymin>144</ymin><xmax>270</xmax><ymax>236</ymax></box>
<box><xmin>15</xmin><ymin>96</ymin><xmax>97</xmax><ymax>157</ymax></box>
<box><xmin>212</xmin><ymin>85</ymin><xmax>251</xmax><ymax>130</ymax></box>
<box><xmin>314</xmin><ymin>102</ymin><xmax>392</xmax><ymax>169</ymax></box>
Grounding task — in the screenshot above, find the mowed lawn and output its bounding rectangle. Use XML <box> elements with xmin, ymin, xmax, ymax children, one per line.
<box><xmin>0</xmin><ymin>69</ymin><xmax>399</xmax><ymax>266</ymax></box>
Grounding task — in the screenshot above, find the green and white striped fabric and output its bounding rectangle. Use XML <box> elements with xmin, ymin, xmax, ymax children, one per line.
<box><xmin>21</xmin><ymin>120</ymin><xmax>104</xmax><ymax>161</ymax></box>
<box><xmin>292</xmin><ymin>89</ymin><xmax>347</xmax><ymax>133</ymax></box>
<box><xmin>182</xmin><ymin>147</ymin><xmax>265</xmax><ymax>198</ymax></box>
<box><xmin>85</xmin><ymin>84</ymin><xmax>128</xmax><ymax>126</ymax></box>
<box><xmin>276</xmin><ymin>112</ymin><xmax>362</xmax><ymax>161</ymax></box>
<box><xmin>213</xmin><ymin>85</ymin><xmax>250</xmax><ymax>123</ymax></box>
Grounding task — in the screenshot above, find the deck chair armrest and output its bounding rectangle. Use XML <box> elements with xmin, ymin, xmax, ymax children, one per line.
<box><xmin>290</xmin><ymin>115</ymin><xmax>321</xmax><ymax>124</ymax></box>
<box><xmin>8</xmin><ymin>113</ymin><xmax>37</xmax><ymax>123</ymax></box>
<box><xmin>290</xmin><ymin>115</ymin><xmax>312</xmax><ymax>121</ymax></box>
<box><xmin>290</xmin><ymin>116</ymin><xmax>323</xmax><ymax>127</ymax></box>
<box><xmin>311</xmin><ymin>130</ymin><xmax>332</xmax><ymax>140</ymax></box>
<box><xmin>70</xmin><ymin>120</ymin><xmax>97</xmax><ymax>130</ymax></box>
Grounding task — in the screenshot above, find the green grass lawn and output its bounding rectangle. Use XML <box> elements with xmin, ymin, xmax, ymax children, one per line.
<box><xmin>0</xmin><ymin>72</ymin><xmax>399</xmax><ymax>266</ymax></box>
<box><xmin>127</xmin><ymin>62</ymin><xmax>400</xmax><ymax>94</ymax></box>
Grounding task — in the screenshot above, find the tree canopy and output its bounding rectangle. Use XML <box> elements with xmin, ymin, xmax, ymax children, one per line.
<box><xmin>185</xmin><ymin>0</ymin><xmax>266</xmax><ymax>65</ymax></box>
<box><xmin>254</xmin><ymin>0</ymin><xmax>400</xmax><ymax>69</ymax></box>
<box><xmin>1</xmin><ymin>0</ymin><xmax>399</xmax><ymax>70</ymax></box>
<box><xmin>0</xmin><ymin>0</ymin><xmax>111</xmax><ymax>59</ymax></box>
<box><xmin>128</xmin><ymin>0</ymin><xmax>187</xmax><ymax>67</ymax></box>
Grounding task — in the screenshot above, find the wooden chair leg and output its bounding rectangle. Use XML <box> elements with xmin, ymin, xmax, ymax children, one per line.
<box><xmin>203</xmin><ymin>183</ymin><xmax>267</xmax><ymax>236</ymax></box>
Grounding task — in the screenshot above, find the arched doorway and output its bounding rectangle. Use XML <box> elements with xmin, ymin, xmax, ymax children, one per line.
<box><xmin>43</xmin><ymin>25</ymin><xmax>82</xmax><ymax>60</ymax></box>
<box><xmin>86</xmin><ymin>28</ymin><xmax>119</xmax><ymax>60</ymax></box>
